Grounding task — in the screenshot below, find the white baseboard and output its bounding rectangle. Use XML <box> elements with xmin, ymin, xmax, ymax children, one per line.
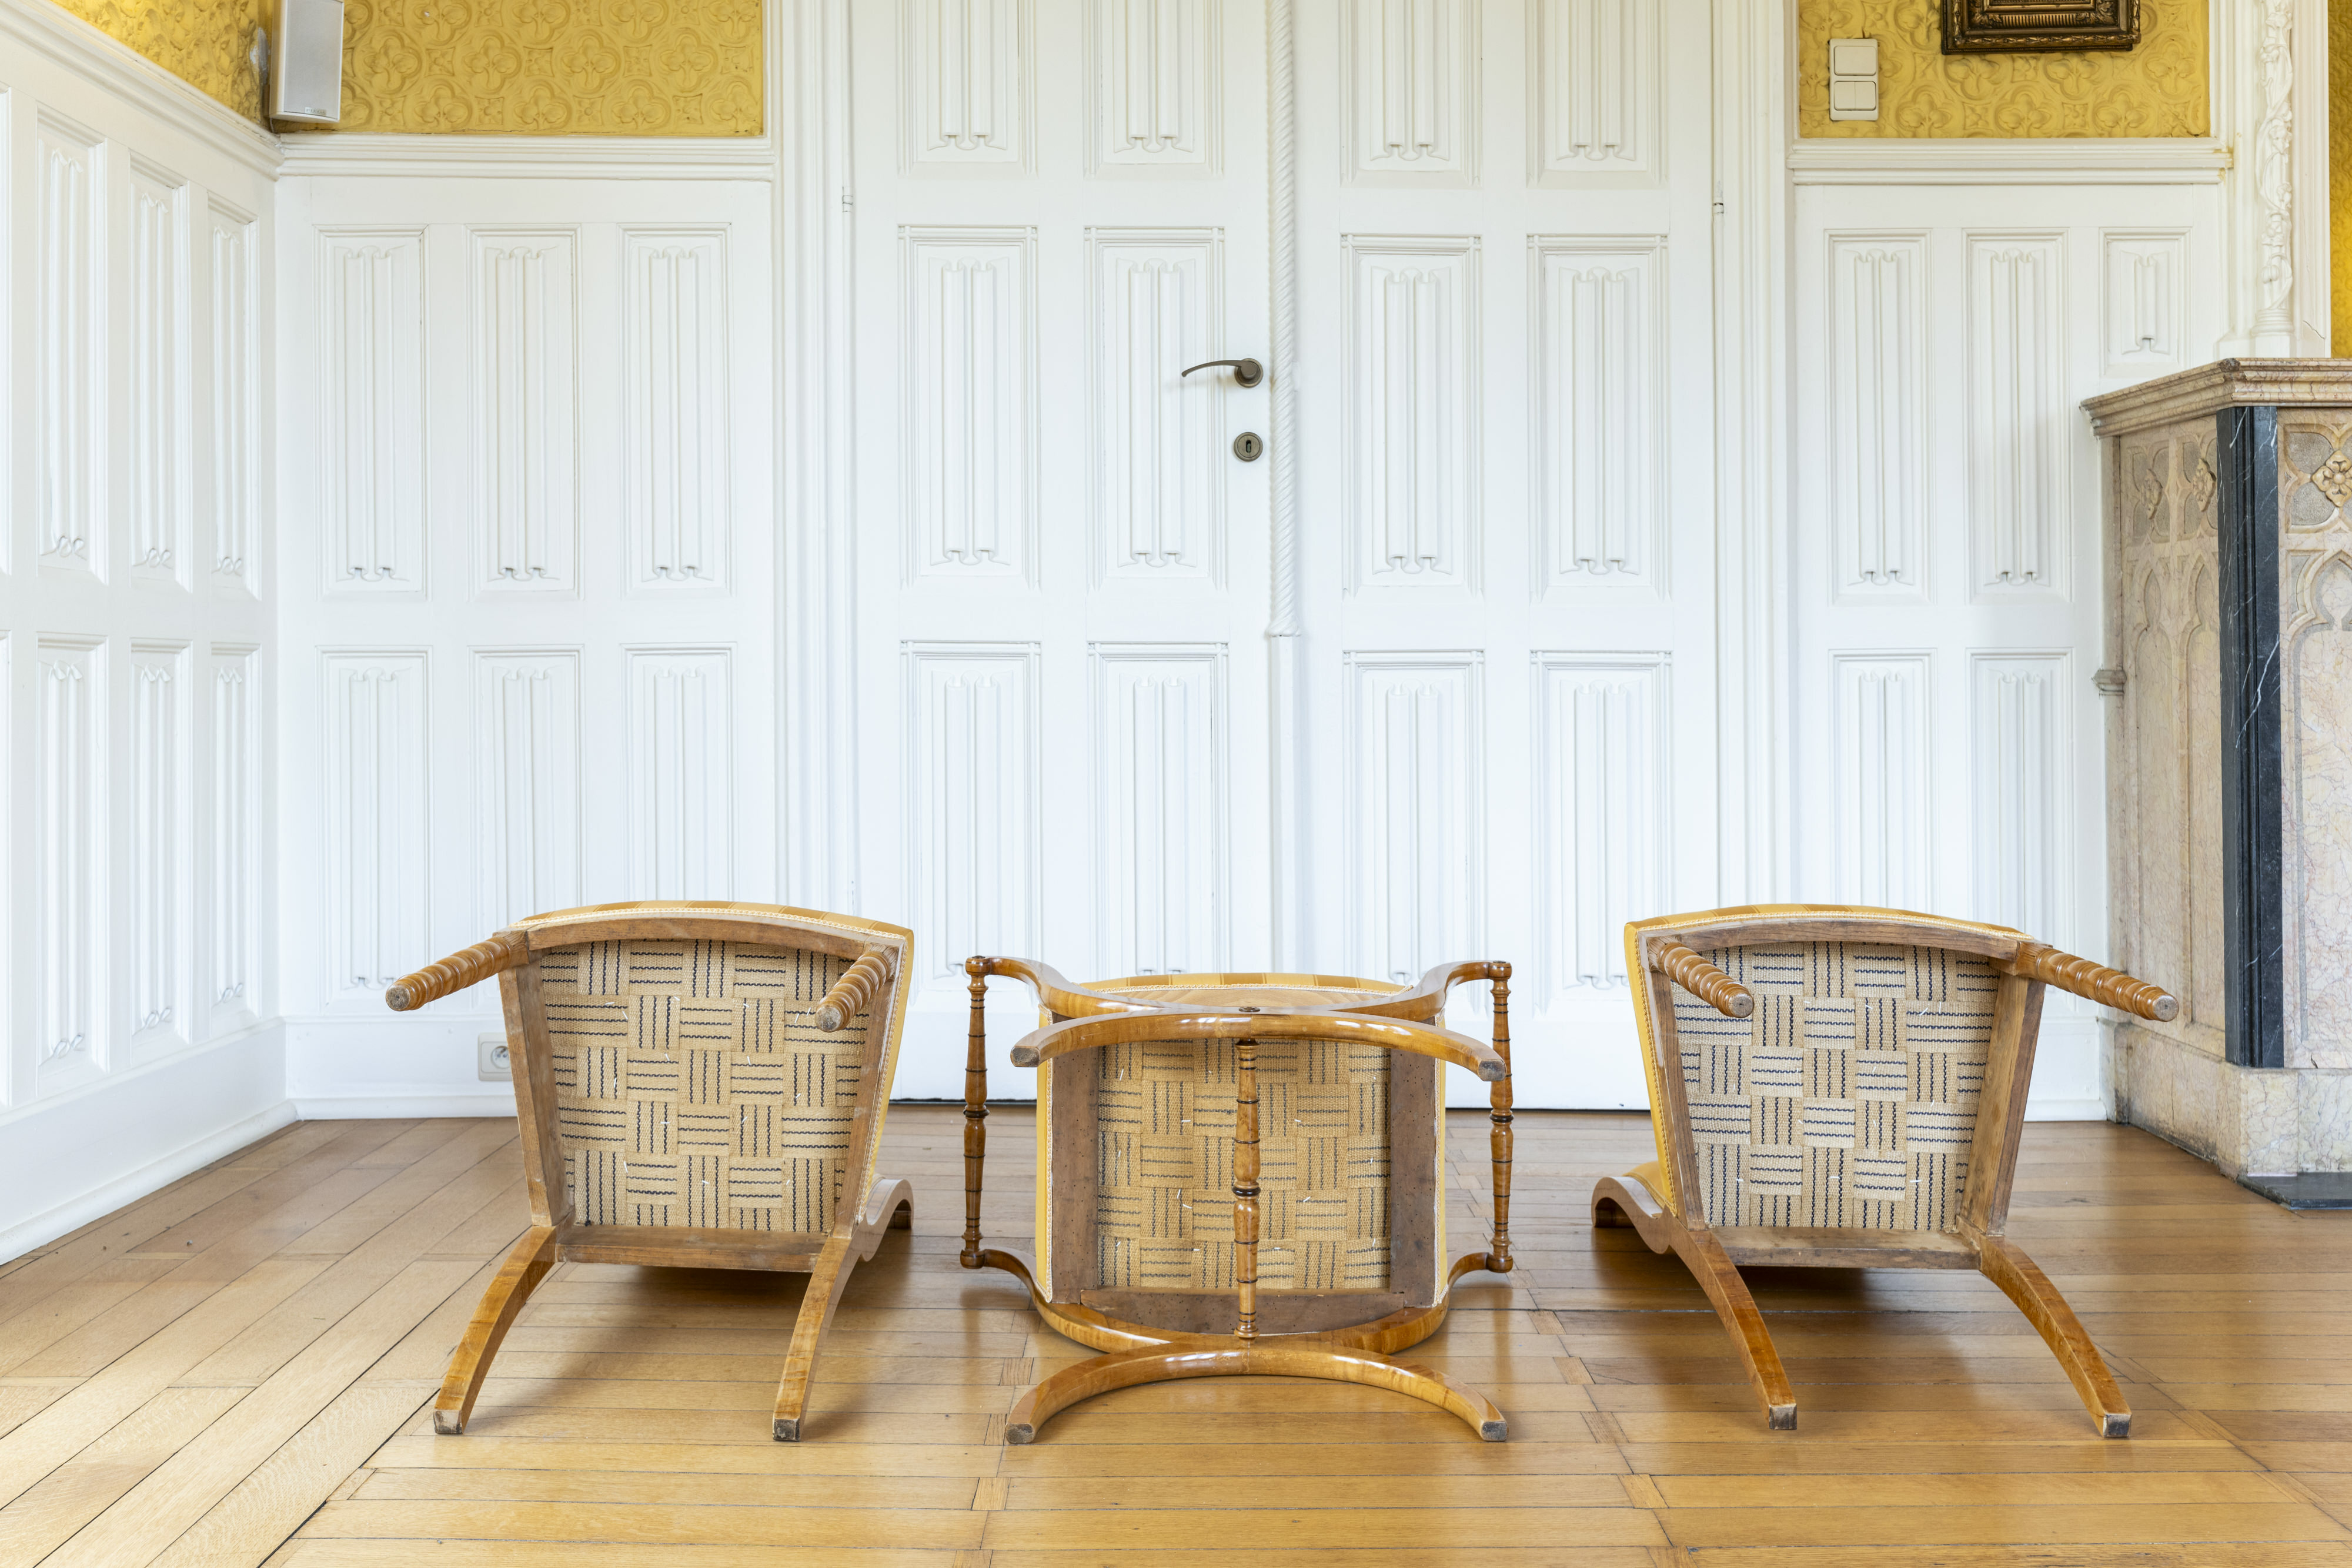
<box><xmin>290</xmin><ymin>1092</ymin><xmax>516</xmax><ymax>1119</ymax></box>
<box><xmin>2023</xmin><ymin>1096</ymin><xmax>2111</xmax><ymax>1121</ymax></box>
<box><xmin>0</xmin><ymin>1022</ymin><xmax>296</xmax><ymax>1261</ymax></box>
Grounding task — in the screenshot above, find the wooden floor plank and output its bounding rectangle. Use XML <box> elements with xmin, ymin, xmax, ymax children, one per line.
<box><xmin>0</xmin><ymin>1109</ymin><xmax>2344</xmax><ymax>1565</ymax></box>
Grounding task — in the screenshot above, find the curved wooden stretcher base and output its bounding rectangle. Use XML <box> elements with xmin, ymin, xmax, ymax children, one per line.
<box><xmin>980</xmin><ymin>1247</ymin><xmax>1508</xmax><ymax>1443</ymax></box>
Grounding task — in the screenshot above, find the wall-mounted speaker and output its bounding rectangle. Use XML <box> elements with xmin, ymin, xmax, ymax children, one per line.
<box><xmin>268</xmin><ymin>0</ymin><xmax>345</xmax><ymax>125</ymax></box>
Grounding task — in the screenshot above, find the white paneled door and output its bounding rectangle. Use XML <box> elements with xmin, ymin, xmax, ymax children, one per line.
<box><xmin>852</xmin><ymin>0</ymin><xmax>1275</xmax><ymax>1073</ymax></box>
<box><xmin>1288</xmin><ymin>0</ymin><xmax>1721</xmax><ymax>1106</ymax></box>
<box><xmin>856</xmin><ymin>0</ymin><xmax>1722</xmax><ymax>1101</ymax></box>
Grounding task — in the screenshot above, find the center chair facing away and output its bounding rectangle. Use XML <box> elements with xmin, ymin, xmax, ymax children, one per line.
<box><xmin>961</xmin><ymin>957</ymin><xmax>1520</xmax><ymax>1443</ymax></box>
<box><xmin>383</xmin><ymin>901</ymin><xmax>915</xmax><ymax>1442</ymax></box>
<box><xmin>1592</xmin><ymin>904</ymin><xmax>2178</xmax><ymax>1438</ymax></box>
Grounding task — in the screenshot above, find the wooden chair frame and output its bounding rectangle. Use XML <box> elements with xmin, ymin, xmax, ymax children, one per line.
<box><xmin>964</xmin><ymin>957</ymin><xmax>1519</xmax><ymax>1442</ymax></box>
<box><xmin>1592</xmin><ymin>904</ymin><xmax>2179</xmax><ymax>1438</ymax></box>
<box><xmin>385</xmin><ymin>900</ymin><xmax>916</xmax><ymax>1441</ymax></box>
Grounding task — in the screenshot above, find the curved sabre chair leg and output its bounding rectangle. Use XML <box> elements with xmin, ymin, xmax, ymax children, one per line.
<box><xmin>435</xmin><ymin>1225</ymin><xmax>557</xmax><ymax>1435</ymax></box>
<box><xmin>1005</xmin><ymin>1342</ymin><xmax>1507</xmax><ymax>1445</ymax></box>
<box><xmin>773</xmin><ymin>1178</ymin><xmax>914</xmax><ymax>1440</ymax></box>
<box><xmin>1977</xmin><ymin>1233</ymin><xmax>2132</xmax><ymax>1438</ymax></box>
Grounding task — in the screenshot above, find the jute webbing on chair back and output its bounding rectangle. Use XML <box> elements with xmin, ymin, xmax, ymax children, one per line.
<box><xmin>536</xmin><ymin>938</ymin><xmax>876</xmax><ymax>1233</ymax></box>
<box><xmin>1669</xmin><ymin>940</ymin><xmax>1998</xmax><ymax>1233</ymax></box>
<box><xmin>1090</xmin><ymin>1036</ymin><xmax>1393</xmax><ymax>1292</ymax></box>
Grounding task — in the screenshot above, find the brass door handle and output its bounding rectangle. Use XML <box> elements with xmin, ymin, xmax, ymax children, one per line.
<box><xmin>1181</xmin><ymin>357</ymin><xmax>1264</xmax><ymax>387</ymax></box>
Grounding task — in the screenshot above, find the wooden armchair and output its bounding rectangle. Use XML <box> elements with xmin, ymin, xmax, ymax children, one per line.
<box><xmin>384</xmin><ymin>901</ymin><xmax>915</xmax><ymax>1441</ymax></box>
<box><xmin>962</xmin><ymin>958</ymin><xmax>1520</xmax><ymax>1442</ymax></box>
<box><xmin>1592</xmin><ymin>905</ymin><xmax>2177</xmax><ymax>1437</ymax></box>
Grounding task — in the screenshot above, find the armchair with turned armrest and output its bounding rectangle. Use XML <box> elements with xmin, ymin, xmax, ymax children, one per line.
<box><xmin>961</xmin><ymin>957</ymin><xmax>1521</xmax><ymax>1442</ymax></box>
<box><xmin>383</xmin><ymin>901</ymin><xmax>916</xmax><ymax>1442</ymax></box>
<box><xmin>1592</xmin><ymin>905</ymin><xmax>2179</xmax><ymax>1438</ymax></box>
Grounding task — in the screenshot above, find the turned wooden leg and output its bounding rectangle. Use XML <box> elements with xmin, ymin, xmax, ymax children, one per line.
<box><xmin>1977</xmin><ymin>1233</ymin><xmax>2132</xmax><ymax>1438</ymax></box>
<box><xmin>434</xmin><ymin>1225</ymin><xmax>557</xmax><ymax>1435</ymax></box>
<box><xmin>1233</xmin><ymin>1037</ymin><xmax>1259</xmax><ymax>1342</ymax></box>
<box><xmin>962</xmin><ymin>958</ymin><xmax>991</xmax><ymax>1268</ymax></box>
<box><xmin>1486</xmin><ymin>961</ymin><xmax>1514</xmax><ymax>1273</ymax></box>
<box><xmin>1673</xmin><ymin>1226</ymin><xmax>1798</xmax><ymax>1431</ymax></box>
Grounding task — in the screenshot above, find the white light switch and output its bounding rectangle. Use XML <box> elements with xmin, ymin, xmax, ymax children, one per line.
<box><xmin>1828</xmin><ymin>36</ymin><xmax>1879</xmax><ymax>122</ymax></box>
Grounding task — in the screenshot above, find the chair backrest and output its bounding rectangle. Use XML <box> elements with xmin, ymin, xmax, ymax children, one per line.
<box><xmin>1088</xmin><ymin>1032</ymin><xmax>1396</xmax><ymax>1293</ymax></box>
<box><xmin>506</xmin><ymin>903</ymin><xmax>911</xmax><ymax>1237</ymax></box>
<box><xmin>1627</xmin><ymin>907</ymin><xmax>2054</xmax><ymax>1238</ymax></box>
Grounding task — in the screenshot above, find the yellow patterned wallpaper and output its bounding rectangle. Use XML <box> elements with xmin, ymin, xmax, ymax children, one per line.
<box><xmin>53</xmin><ymin>0</ymin><xmax>265</xmax><ymax>119</ymax></box>
<box><xmin>332</xmin><ymin>0</ymin><xmax>762</xmax><ymax>133</ymax></box>
<box><xmin>1798</xmin><ymin>0</ymin><xmax>2207</xmax><ymax>138</ymax></box>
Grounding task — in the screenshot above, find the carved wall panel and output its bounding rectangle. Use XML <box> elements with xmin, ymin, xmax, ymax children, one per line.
<box><xmin>627</xmin><ymin>647</ymin><xmax>732</xmax><ymax>901</ymax></box>
<box><xmin>476</xmin><ymin>650</ymin><xmax>582</xmax><ymax>930</ymax></box>
<box><xmin>128</xmin><ymin>644</ymin><xmax>192</xmax><ymax>1055</ymax></box>
<box><xmin>471</xmin><ymin>230</ymin><xmax>579</xmax><ymax>596</ymax></box>
<box><xmin>1532</xmin><ymin>238</ymin><xmax>1662</xmax><ymax>590</ymax></box>
<box><xmin>36</xmin><ymin>638</ymin><xmax>106</xmax><ymax>1091</ymax></box>
<box><xmin>1091</xmin><ymin>643</ymin><xmax>1228</xmax><ymax>979</ymax></box>
<box><xmin>1531</xmin><ymin>0</ymin><xmax>1656</xmax><ymax>180</ymax></box>
<box><xmin>207</xmin><ymin>202</ymin><xmax>259</xmax><ymax>590</ymax></box>
<box><xmin>905</xmin><ymin>643</ymin><xmax>1040</xmax><ymax>991</ymax></box>
<box><xmin>906</xmin><ymin>0</ymin><xmax>1031</xmax><ymax>169</ymax></box>
<box><xmin>1828</xmin><ymin>235</ymin><xmax>1925</xmax><ymax>601</ymax></box>
<box><xmin>1345</xmin><ymin>236</ymin><xmax>1478</xmax><ymax>590</ymax></box>
<box><xmin>324</xmin><ymin>651</ymin><xmax>429</xmax><ymax>1008</ymax></box>
<box><xmin>1534</xmin><ymin>653</ymin><xmax>1667</xmax><ymax>1003</ymax></box>
<box><xmin>1969</xmin><ymin>652</ymin><xmax>2066</xmax><ymax>938</ymax></box>
<box><xmin>36</xmin><ymin>116</ymin><xmax>102</xmax><ymax>579</ymax></box>
<box><xmin>1343</xmin><ymin>652</ymin><xmax>1484</xmax><ymax>985</ymax></box>
<box><xmin>624</xmin><ymin>230</ymin><xmax>729</xmax><ymax>591</ymax></box>
<box><xmin>903</xmin><ymin>228</ymin><xmax>1035</xmax><ymax>583</ymax></box>
<box><xmin>1832</xmin><ymin>653</ymin><xmax>1930</xmax><ymax>908</ymax></box>
<box><xmin>128</xmin><ymin>161</ymin><xmax>189</xmax><ymax>590</ymax></box>
<box><xmin>1092</xmin><ymin>230</ymin><xmax>1220</xmax><ymax>581</ymax></box>
<box><xmin>211</xmin><ymin>644</ymin><xmax>260</xmax><ymax>1026</ymax></box>
<box><xmin>2102</xmin><ymin>230</ymin><xmax>2187</xmax><ymax>376</ymax></box>
<box><xmin>1091</xmin><ymin>0</ymin><xmax>1217</xmax><ymax>173</ymax></box>
<box><xmin>1967</xmin><ymin>235</ymin><xmax>2066</xmax><ymax>600</ymax></box>
<box><xmin>322</xmin><ymin>231</ymin><xmax>426</xmax><ymax>594</ymax></box>
<box><xmin>1343</xmin><ymin>0</ymin><xmax>1475</xmax><ymax>182</ymax></box>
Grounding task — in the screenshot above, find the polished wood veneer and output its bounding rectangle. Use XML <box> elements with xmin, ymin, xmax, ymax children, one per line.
<box><xmin>0</xmin><ymin>1107</ymin><xmax>2346</xmax><ymax>1563</ymax></box>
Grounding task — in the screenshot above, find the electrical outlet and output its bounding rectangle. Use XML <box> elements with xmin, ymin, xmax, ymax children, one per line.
<box><xmin>479</xmin><ymin>1032</ymin><xmax>513</xmax><ymax>1081</ymax></box>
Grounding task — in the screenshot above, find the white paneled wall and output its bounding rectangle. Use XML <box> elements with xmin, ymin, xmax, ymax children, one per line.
<box><xmin>1</xmin><ymin>0</ymin><xmax>282</xmax><ymax>1255</ymax></box>
<box><xmin>1791</xmin><ymin>166</ymin><xmax>2229</xmax><ymax>1115</ymax></box>
<box><xmin>273</xmin><ymin>170</ymin><xmax>774</xmax><ymax>1112</ymax></box>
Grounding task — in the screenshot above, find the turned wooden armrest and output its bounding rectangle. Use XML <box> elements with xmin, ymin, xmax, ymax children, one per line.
<box><xmin>1007</xmin><ymin>1009</ymin><xmax>1509</xmax><ymax>1081</ymax></box>
<box><xmin>965</xmin><ymin>955</ymin><xmax>1161</xmax><ymax>1017</ymax></box>
<box><xmin>814</xmin><ymin>948</ymin><xmax>892</xmax><ymax>1031</ymax></box>
<box><xmin>2010</xmin><ymin>944</ymin><xmax>2179</xmax><ymax>1021</ymax></box>
<box><xmin>385</xmin><ymin>932</ymin><xmax>530</xmax><ymax>1012</ymax></box>
<box><xmin>1651</xmin><ymin>940</ymin><xmax>1755</xmax><ymax>1019</ymax></box>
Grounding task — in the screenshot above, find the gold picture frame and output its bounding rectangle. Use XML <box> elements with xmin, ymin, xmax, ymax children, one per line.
<box><xmin>1943</xmin><ymin>0</ymin><xmax>2141</xmax><ymax>52</ymax></box>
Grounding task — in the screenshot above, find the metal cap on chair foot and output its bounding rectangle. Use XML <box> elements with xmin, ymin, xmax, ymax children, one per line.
<box><xmin>1479</xmin><ymin>1417</ymin><xmax>1508</xmax><ymax>1442</ymax></box>
<box><xmin>432</xmin><ymin>1409</ymin><xmax>466</xmax><ymax>1436</ymax></box>
<box><xmin>773</xmin><ymin>1416</ymin><xmax>801</xmax><ymax>1442</ymax></box>
<box><xmin>1768</xmin><ymin>1403</ymin><xmax>1797</xmax><ymax>1431</ymax></box>
<box><xmin>2102</xmin><ymin>1412</ymin><xmax>2132</xmax><ymax>1439</ymax></box>
<box><xmin>1004</xmin><ymin>1421</ymin><xmax>1037</xmax><ymax>1445</ymax></box>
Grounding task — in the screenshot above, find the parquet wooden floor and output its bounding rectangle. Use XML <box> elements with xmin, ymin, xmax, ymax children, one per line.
<box><xmin>0</xmin><ymin>1107</ymin><xmax>2347</xmax><ymax>1564</ymax></box>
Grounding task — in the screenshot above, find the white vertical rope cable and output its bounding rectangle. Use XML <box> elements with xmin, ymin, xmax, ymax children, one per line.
<box><xmin>1267</xmin><ymin>0</ymin><xmax>1304</xmax><ymax>965</ymax></box>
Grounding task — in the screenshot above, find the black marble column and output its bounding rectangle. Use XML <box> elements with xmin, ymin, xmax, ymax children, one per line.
<box><xmin>2216</xmin><ymin>405</ymin><xmax>2284</xmax><ymax>1071</ymax></box>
